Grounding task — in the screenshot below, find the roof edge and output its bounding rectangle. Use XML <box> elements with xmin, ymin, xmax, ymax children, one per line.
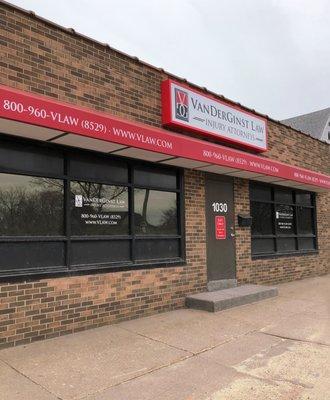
<box><xmin>282</xmin><ymin>107</ymin><xmax>330</xmax><ymax>123</ymax></box>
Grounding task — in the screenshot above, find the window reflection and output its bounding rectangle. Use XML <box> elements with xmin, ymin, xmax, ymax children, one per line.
<box><xmin>0</xmin><ymin>173</ymin><xmax>63</xmax><ymax>235</ymax></box>
<box><xmin>134</xmin><ymin>189</ymin><xmax>177</xmax><ymax>234</ymax></box>
<box><xmin>70</xmin><ymin>181</ymin><xmax>128</xmax><ymax>235</ymax></box>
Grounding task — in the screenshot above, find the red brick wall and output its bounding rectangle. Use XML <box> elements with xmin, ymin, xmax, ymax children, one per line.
<box><xmin>0</xmin><ymin>3</ymin><xmax>329</xmax><ymax>348</ymax></box>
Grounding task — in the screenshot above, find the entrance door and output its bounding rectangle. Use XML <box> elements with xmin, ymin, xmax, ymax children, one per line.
<box><xmin>205</xmin><ymin>173</ymin><xmax>236</xmax><ymax>283</ymax></box>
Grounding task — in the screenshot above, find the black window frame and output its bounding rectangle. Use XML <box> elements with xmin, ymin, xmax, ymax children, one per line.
<box><xmin>0</xmin><ymin>134</ymin><xmax>185</xmax><ymax>280</ymax></box>
<box><xmin>250</xmin><ymin>182</ymin><xmax>318</xmax><ymax>258</ymax></box>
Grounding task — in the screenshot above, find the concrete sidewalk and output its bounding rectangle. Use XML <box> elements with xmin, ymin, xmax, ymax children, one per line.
<box><xmin>0</xmin><ymin>275</ymin><xmax>329</xmax><ymax>400</ymax></box>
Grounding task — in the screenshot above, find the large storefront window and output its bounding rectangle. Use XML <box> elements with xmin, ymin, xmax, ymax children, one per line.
<box><xmin>250</xmin><ymin>183</ymin><xmax>317</xmax><ymax>256</ymax></box>
<box><xmin>0</xmin><ymin>136</ymin><xmax>184</xmax><ymax>277</ymax></box>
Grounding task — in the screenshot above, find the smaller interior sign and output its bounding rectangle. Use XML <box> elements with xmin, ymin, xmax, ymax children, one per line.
<box><xmin>215</xmin><ymin>216</ymin><xmax>226</xmax><ymax>240</ymax></box>
<box><xmin>275</xmin><ymin>204</ymin><xmax>294</xmax><ymax>233</ymax></box>
<box><xmin>162</xmin><ymin>79</ymin><xmax>268</xmax><ymax>152</ymax></box>
<box><xmin>70</xmin><ymin>182</ymin><xmax>129</xmax><ymax>235</ymax></box>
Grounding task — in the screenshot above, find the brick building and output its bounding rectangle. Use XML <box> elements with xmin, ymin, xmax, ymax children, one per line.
<box><xmin>0</xmin><ymin>1</ymin><xmax>329</xmax><ymax>348</ymax></box>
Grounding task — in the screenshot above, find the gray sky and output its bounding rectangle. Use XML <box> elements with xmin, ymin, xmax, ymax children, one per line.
<box><xmin>8</xmin><ymin>0</ymin><xmax>330</xmax><ymax>120</ymax></box>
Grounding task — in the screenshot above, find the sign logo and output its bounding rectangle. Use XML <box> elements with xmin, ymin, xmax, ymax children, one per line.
<box><xmin>75</xmin><ymin>195</ymin><xmax>83</xmax><ymax>207</ymax></box>
<box><xmin>175</xmin><ymin>88</ymin><xmax>189</xmax><ymax>122</ymax></box>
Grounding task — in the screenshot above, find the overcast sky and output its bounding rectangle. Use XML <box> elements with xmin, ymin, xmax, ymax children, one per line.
<box><xmin>9</xmin><ymin>0</ymin><xmax>330</xmax><ymax>120</ymax></box>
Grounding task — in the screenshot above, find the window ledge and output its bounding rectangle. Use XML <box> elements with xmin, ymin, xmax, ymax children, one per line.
<box><xmin>0</xmin><ymin>258</ymin><xmax>187</xmax><ymax>283</ymax></box>
<box><xmin>252</xmin><ymin>250</ymin><xmax>319</xmax><ymax>260</ymax></box>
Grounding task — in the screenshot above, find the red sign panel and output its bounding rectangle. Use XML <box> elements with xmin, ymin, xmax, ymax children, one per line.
<box><xmin>0</xmin><ymin>85</ymin><xmax>329</xmax><ymax>190</ymax></box>
<box><xmin>215</xmin><ymin>216</ymin><xmax>226</xmax><ymax>240</ymax></box>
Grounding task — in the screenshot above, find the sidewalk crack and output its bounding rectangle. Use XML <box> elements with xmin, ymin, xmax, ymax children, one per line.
<box><xmin>231</xmin><ymin>368</ymin><xmax>314</xmax><ymax>390</ymax></box>
<box><xmin>259</xmin><ymin>331</ymin><xmax>329</xmax><ymax>347</ymax></box>
<box><xmin>0</xmin><ymin>358</ymin><xmax>63</xmax><ymax>399</ymax></box>
<box><xmin>117</xmin><ymin>325</ymin><xmax>194</xmax><ymax>355</ymax></box>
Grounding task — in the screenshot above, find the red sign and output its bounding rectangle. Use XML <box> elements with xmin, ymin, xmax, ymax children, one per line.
<box><xmin>215</xmin><ymin>216</ymin><xmax>226</xmax><ymax>240</ymax></box>
<box><xmin>162</xmin><ymin>79</ymin><xmax>268</xmax><ymax>152</ymax></box>
<box><xmin>0</xmin><ymin>85</ymin><xmax>329</xmax><ymax>190</ymax></box>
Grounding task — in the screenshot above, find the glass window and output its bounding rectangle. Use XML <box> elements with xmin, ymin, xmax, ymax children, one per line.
<box><xmin>135</xmin><ymin>239</ymin><xmax>180</xmax><ymax>261</ymax></box>
<box><xmin>250</xmin><ymin>184</ymin><xmax>272</xmax><ymax>202</ymax></box>
<box><xmin>70</xmin><ymin>240</ymin><xmax>131</xmax><ymax>266</ymax></box>
<box><xmin>0</xmin><ymin>173</ymin><xmax>63</xmax><ymax>236</ymax></box>
<box><xmin>251</xmin><ymin>202</ymin><xmax>273</xmax><ymax>235</ymax></box>
<box><xmin>250</xmin><ymin>183</ymin><xmax>317</xmax><ymax>256</ymax></box>
<box><xmin>134</xmin><ymin>189</ymin><xmax>178</xmax><ymax>235</ymax></box>
<box><xmin>70</xmin><ymin>181</ymin><xmax>129</xmax><ymax>235</ymax></box>
<box><xmin>274</xmin><ymin>188</ymin><xmax>293</xmax><ymax>204</ymax></box>
<box><xmin>134</xmin><ymin>166</ymin><xmax>177</xmax><ymax>190</ymax></box>
<box><xmin>0</xmin><ymin>242</ymin><xmax>65</xmax><ymax>271</ymax></box>
<box><xmin>251</xmin><ymin>238</ymin><xmax>275</xmax><ymax>254</ymax></box>
<box><xmin>0</xmin><ymin>137</ymin><xmax>184</xmax><ymax>277</ymax></box>
<box><xmin>298</xmin><ymin>237</ymin><xmax>315</xmax><ymax>250</ymax></box>
<box><xmin>277</xmin><ymin>237</ymin><xmax>296</xmax><ymax>252</ymax></box>
<box><xmin>296</xmin><ymin>192</ymin><xmax>312</xmax><ymax>206</ymax></box>
<box><xmin>69</xmin><ymin>153</ymin><xmax>128</xmax><ymax>183</ymax></box>
<box><xmin>297</xmin><ymin>207</ymin><xmax>314</xmax><ymax>234</ymax></box>
<box><xmin>0</xmin><ymin>140</ymin><xmax>64</xmax><ymax>176</ymax></box>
